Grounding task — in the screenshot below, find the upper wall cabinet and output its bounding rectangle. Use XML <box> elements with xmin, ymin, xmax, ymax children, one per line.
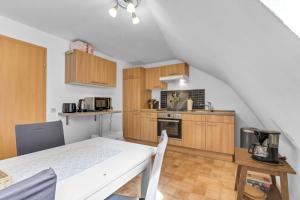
<box><xmin>65</xmin><ymin>50</ymin><xmax>116</xmax><ymax>87</ymax></box>
<box><xmin>160</xmin><ymin>63</ymin><xmax>189</xmax><ymax>77</ymax></box>
<box><xmin>145</xmin><ymin>67</ymin><xmax>167</xmax><ymax>90</ymax></box>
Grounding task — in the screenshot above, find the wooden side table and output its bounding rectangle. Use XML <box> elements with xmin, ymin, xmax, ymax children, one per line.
<box><xmin>234</xmin><ymin>148</ymin><xmax>296</xmax><ymax>200</ymax></box>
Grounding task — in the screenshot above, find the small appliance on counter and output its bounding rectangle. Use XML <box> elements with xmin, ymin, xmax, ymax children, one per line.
<box><xmin>62</xmin><ymin>103</ymin><xmax>76</xmax><ymax>113</ymax></box>
<box><xmin>248</xmin><ymin>129</ymin><xmax>280</xmax><ymax>164</ymax></box>
<box><xmin>77</xmin><ymin>99</ymin><xmax>87</xmax><ymax>112</ymax></box>
<box><xmin>84</xmin><ymin>97</ymin><xmax>111</xmax><ymax>111</ymax></box>
<box><xmin>148</xmin><ymin>99</ymin><xmax>159</xmax><ymax>109</ymax></box>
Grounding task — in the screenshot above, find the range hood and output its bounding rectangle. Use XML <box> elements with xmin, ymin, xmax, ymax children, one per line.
<box><xmin>159</xmin><ymin>75</ymin><xmax>189</xmax><ymax>82</ymax></box>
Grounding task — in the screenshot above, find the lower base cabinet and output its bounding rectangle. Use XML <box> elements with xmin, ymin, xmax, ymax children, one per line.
<box><xmin>205</xmin><ymin>122</ymin><xmax>234</xmax><ymax>154</ymax></box>
<box><xmin>124</xmin><ymin>111</ymin><xmax>235</xmax><ymax>156</ymax></box>
<box><xmin>182</xmin><ymin>120</ymin><xmax>206</xmax><ymax>150</ymax></box>
<box><xmin>123</xmin><ymin>111</ymin><xmax>141</xmax><ymax>140</ymax></box>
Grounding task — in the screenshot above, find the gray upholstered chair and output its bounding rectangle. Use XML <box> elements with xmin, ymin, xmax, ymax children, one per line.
<box><xmin>15</xmin><ymin>120</ymin><xmax>65</xmax><ymax>156</ymax></box>
<box><xmin>106</xmin><ymin>130</ymin><xmax>168</xmax><ymax>200</ymax></box>
<box><xmin>0</xmin><ymin>168</ymin><xmax>57</xmax><ymax>200</ymax></box>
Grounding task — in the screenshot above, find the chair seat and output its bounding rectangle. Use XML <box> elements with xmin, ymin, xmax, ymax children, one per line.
<box><xmin>105</xmin><ymin>194</ymin><xmax>140</xmax><ymax>200</ymax></box>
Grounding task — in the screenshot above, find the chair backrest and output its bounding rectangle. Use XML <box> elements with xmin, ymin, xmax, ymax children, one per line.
<box><xmin>0</xmin><ymin>168</ymin><xmax>57</xmax><ymax>200</ymax></box>
<box><xmin>15</xmin><ymin>120</ymin><xmax>65</xmax><ymax>156</ymax></box>
<box><xmin>145</xmin><ymin>130</ymin><xmax>168</xmax><ymax>200</ymax></box>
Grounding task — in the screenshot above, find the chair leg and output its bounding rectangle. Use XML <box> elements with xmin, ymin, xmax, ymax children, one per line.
<box><xmin>141</xmin><ymin>157</ymin><xmax>152</xmax><ymax>198</ymax></box>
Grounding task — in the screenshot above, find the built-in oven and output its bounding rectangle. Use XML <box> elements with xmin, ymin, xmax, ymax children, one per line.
<box><xmin>157</xmin><ymin>113</ymin><xmax>182</xmax><ymax>139</ymax></box>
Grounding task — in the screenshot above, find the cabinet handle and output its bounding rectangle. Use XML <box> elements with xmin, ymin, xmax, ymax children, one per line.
<box><xmin>91</xmin><ymin>81</ymin><xmax>108</xmax><ymax>85</ymax></box>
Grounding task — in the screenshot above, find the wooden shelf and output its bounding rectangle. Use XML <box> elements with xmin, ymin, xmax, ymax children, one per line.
<box><xmin>58</xmin><ymin>110</ymin><xmax>122</xmax><ymax>125</ymax></box>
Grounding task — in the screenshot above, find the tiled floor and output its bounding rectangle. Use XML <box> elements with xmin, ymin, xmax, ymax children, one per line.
<box><xmin>116</xmin><ymin>150</ymin><xmax>237</xmax><ymax>200</ymax></box>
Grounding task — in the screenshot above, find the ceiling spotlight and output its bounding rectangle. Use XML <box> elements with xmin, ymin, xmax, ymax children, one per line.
<box><xmin>109</xmin><ymin>5</ymin><xmax>118</xmax><ymax>18</ymax></box>
<box><xmin>132</xmin><ymin>13</ymin><xmax>140</xmax><ymax>24</ymax></box>
<box><xmin>127</xmin><ymin>2</ymin><xmax>135</xmax><ymax>13</ymax></box>
<box><xmin>108</xmin><ymin>0</ymin><xmax>141</xmax><ymax>24</ymax></box>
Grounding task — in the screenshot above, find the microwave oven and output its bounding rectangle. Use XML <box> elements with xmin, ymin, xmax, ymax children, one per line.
<box><xmin>84</xmin><ymin>97</ymin><xmax>111</xmax><ymax>111</ymax></box>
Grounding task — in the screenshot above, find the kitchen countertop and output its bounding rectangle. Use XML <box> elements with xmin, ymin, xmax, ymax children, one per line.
<box><xmin>139</xmin><ymin>109</ymin><xmax>235</xmax><ymax>116</ymax></box>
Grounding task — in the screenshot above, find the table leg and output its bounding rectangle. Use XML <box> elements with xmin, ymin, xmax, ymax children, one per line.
<box><xmin>100</xmin><ymin>115</ymin><xmax>103</xmax><ymax>137</ymax></box>
<box><xmin>280</xmin><ymin>173</ymin><xmax>289</xmax><ymax>200</ymax></box>
<box><xmin>237</xmin><ymin>166</ymin><xmax>248</xmax><ymax>200</ymax></box>
<box><xmin>141</xmin><ymin>157</ymin><xmax>152</xmax><ymax>198</ymax></box>
<box><xmin>234</xmin><ymin>165</ymin><xmax>241</xmax><ymax>191</ymax></box>
<box><xmin>271</xmin><ymin>175</ymin><xmax>276</xmax><ymax>185</ymax></box>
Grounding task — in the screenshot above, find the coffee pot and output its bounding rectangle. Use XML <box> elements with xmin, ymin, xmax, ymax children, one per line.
<box><xmin>248</xmin><ymin>129</ymin><xmax>280</xmax><ymax>164</ymax></box>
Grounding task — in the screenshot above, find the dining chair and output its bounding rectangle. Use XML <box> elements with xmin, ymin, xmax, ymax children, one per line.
<box><xmin>15</xmin><ymin>120</ymin><xmax>65</xmax><ymax>156</ymax></box>
<box><xmin>0</xmin><ymin>168</ymin><xmax>57</xmax><ymax>200</ymax></box>
<box><xmin>106</xmin><ymin>130</ymin><xmax>168</xmax><ymax>200</ymax></box>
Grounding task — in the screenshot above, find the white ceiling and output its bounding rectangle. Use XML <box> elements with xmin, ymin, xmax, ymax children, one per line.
<box><xmin>0</xmin><ymin>0</ymin><xmax>175</xmax><ymax>64</ymax></box>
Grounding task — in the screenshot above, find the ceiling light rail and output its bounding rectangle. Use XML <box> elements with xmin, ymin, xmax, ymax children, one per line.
<box><xmin>108</xmin><ymin>0</ymin><xmax>141</xmax><ymax>24</ymax></box>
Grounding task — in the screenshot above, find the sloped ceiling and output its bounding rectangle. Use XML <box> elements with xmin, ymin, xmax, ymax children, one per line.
<box><xmin>147</xmin><ymin>0</ymin><xmax>300</xmax><ymax>148</ymax></box>
<box><xmin>0</xmin><ymin>0</ymin><xmax>299</xmax><ymax>148</ymax></box>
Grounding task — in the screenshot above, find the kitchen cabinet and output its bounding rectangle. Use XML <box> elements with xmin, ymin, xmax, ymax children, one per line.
<box><xmin>140</xmin><ymin>112</ymin><xmax>157</xmax><ymax>142</ymax></box>
<box><xmin>123</xmin><ymin>68</ymin><xmax>151</xmax><ymax>139</ymax></box>
<box><xmin>160</xmin><ymin>63</ymin><xmax>189</xmax><ymax>77</ymax></box>
<box><xmin>182</xmin><ymin>120</ymin><xmax>206</xmax><ymax>150</ymax></box>
<box><xmin>65</xmin><ymin>50</ymin><xmax>116</xmax><ymax>87</ymax></box>
<box><xmin>123</xmin><ymin>68</ymin><xmax>150</xmax><ymax>111</ymax></box>
<box><xmin>205</xmin><ymin>122</ymin><xmax>234</xmax><ymax>154</ymax></box>
<box><xmin>145</xmin><ymin>67</ymin><xmax>167</xmax><ymax>90</ymax></box>
<box><xmin>123</xmin><ymin>111</ymin><xmax>141</xmax><ymax>140</ymax></box>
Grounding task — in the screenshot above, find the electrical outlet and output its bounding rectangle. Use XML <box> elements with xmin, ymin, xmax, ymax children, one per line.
<box><xmin>50</xmin><ymin>108</ymin><xmax>56</xmax><ymax>113</ymax></box>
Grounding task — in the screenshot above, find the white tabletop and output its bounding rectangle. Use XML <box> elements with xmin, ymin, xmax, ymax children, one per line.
<box><xmin>0</xmin><ymin>137</ymin><xmax>156</xmax><ymax>200</ymax></box>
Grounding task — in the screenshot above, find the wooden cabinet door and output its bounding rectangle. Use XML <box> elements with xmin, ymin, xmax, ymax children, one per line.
<box><xmin>123</xmin><ymin>78</ymin><xmax>141</xmax><ymax>111</ymax></box>
<box><xmin>145</xmin><ymin>67</ymin><xmax>167</xmax><ymax>90</ymax></box>
<box><xmin>0</xmin><ymin>36</ymin><xmax>46</xmax><ymax>159</ymax></box>
<box><xmin>160</xmin><ymin>63</ymin><xmax>189</xmax><ymax>77</ymax></box>
<box><xmin>123</xmin><ymin>67</ymin><xmax>142</xmax><ymax>80</ymax></box>
<box><xmin>140</xmin><ymin>116</ymin><xmax>157</xmax><ymax>142</ymax></box>
<box><xmin>102</xmin><ymin>58</ymin><xmax>116</xmax><ymax>87</ymax></box>
<box><xmin>123</xmin><ymin>111</ymin><xmax>140</xmax><ymax>140</ymax></box>
<box><xmin>88</xmin><ymin>55</ymin><xmax>99</xmax><ymax>85</ymax></box>
<box><xmin>182</xmin><ymin>121</ymin><xmax>205</xmax><ymax>150</ymax></box>
<box><xmin>205</xmin><ymin>123</ymin><xmax>234</xmax><ymax>154</ymax></box>
<box><xmin>75</xmin><ymin>50</ymin><xmax>90</xmax><ymax>84</ymax></box>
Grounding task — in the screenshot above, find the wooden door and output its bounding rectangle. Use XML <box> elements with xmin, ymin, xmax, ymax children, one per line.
<box><xmin>0</xmin><ymin>35</ymin><xmax>46</xmax><ymax>159</ymax></box>
<box><xmin>205</xmin><ymin>122</ymin><xmax>234</xmax><ymax>154</ymax></box>
<box><xmin>182</xmin><ymin>121</ymin><xmax>206</xmax><ymax>150</ymax></box>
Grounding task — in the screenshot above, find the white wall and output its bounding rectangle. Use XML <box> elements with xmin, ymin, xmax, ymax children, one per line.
<box><xmin>0</xmin><ymin>16</ymin><xmax>124</xmax><ymax>143</ymax></box>
<box><xmin>144</xmin><ymin>60</ymin><xmax>263</xmax><ymax>146</ymax></box>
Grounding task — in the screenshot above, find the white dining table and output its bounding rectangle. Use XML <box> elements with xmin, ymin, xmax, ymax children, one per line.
<box><xmin>0</xmin><ymin>137</ymin><xmax>156</xmax><ymax>200</ymax></box>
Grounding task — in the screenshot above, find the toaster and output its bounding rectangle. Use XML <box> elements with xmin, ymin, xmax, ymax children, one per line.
<box><xmin>62</xmin><ymin>103</ymin><xmax>76</xmax><ymax>113</ymax></box>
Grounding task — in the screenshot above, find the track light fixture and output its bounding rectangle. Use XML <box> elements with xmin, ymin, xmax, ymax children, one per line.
<box><xmin>108</xmin><ymin>0</ymin><xmax>141</xmax><ymax>24</ymax></box>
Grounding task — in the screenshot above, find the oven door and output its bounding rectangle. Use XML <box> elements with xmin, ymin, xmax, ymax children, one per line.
<box><xmin>157</xmin><ymin>118</ymin><xmax>182</xmax><ymax>139</ymax></box>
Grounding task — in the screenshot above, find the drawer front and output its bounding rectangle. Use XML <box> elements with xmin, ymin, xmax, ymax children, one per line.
<box><xmin>206</xmin><ymin>115</ymin><xmax>234</xmax><ymax>123</ymax></box>
<box><xmin>182</xmin><ymin>114</ymin><xmax>206</xmax><ymax>122</ymax></box>
<box><xmin>140</xmin><ymin>112</ymin><xmax>157</xmax><ymax>119</ymax></box>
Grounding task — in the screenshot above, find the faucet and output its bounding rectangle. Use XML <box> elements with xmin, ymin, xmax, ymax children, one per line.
<box><xmin>200</xmin><ymin>102</ymin><xmax>213</xmax><ymax>111</ymax></box>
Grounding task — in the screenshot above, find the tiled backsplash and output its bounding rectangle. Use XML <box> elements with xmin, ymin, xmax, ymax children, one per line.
<box><xmin>161</xmin><ymin>89</ymin><xmax>205</xmax><ymax>110</ymax></box>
